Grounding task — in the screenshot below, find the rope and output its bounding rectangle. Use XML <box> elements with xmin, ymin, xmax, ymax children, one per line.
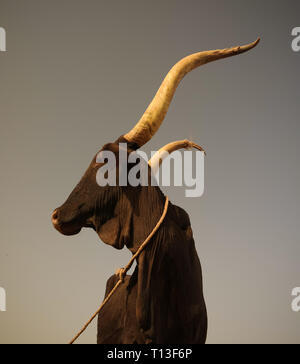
<box><xmin>69</xmin><ymin>196</ymin><xmax>169</xmax><ymax>344</ymax></box>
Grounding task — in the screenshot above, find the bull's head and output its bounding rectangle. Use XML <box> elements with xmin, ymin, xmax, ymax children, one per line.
<box><xmin>52</xmin><ymin>39</ymin><xmax>260</xmax><ymax>250</ymax></box>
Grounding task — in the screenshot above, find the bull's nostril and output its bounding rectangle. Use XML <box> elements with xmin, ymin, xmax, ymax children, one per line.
<box><xmin>52</xmin><ymin>210</ymin><xmax>58</xmax><ymax>223</ymax></box>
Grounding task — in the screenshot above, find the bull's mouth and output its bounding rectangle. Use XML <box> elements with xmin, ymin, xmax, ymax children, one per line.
<box><xmin>53</xmin><ymin>222</ymin><xmax>82</xmax><ymax>236</ymax></box>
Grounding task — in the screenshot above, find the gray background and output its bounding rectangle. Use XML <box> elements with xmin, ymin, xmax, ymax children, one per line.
<box><xmin>0</xmin><ymin>0</ymin><xmax>299</xmax><ymax>344</ymax></box>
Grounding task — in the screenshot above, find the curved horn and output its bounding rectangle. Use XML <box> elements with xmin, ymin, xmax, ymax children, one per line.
<box><xmin>149</xmin><ymin>139</ymin><xmax>206</xmax><ymax>174</ymax></box>
<box><xmin>124</xmin><ymin>38</ymin><xmax>260</xmax><ymax>147</ymax></box>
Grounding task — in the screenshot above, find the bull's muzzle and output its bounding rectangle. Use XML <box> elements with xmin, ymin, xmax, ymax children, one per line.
<box><xmin>51</xmin><ymin>208</ymin><xmax>82</xmax><ymax>236</ymax></box>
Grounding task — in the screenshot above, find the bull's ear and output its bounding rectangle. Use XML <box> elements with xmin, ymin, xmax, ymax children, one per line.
<box><xmin>97</xmin><ymin>194</ymin><xmax>133</xmax><ymax>250</ymax></box>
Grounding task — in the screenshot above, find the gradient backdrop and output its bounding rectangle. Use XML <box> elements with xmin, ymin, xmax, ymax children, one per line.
<box><xmin>0</xmin><ymin>0</ymin><xmax>299</xmax><ymax>344</ymax></box>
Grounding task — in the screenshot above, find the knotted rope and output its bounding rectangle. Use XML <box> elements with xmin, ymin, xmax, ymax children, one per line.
<box><xmin>69</xmin><ymin>196</ymin><xmax>169</xmax><ymax>344</ymax></box>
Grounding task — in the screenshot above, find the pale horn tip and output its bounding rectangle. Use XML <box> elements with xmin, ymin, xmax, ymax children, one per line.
<box><xmin>234</xmin><ymin>37</ymin><xmax>261</xmax><ymax>54</ymax></box>
<box><xmin>253</xmin><ymin>37</ymin><xmax>261</xmax><ymax>46</ymax></box>
<box><xmin>246</xmin><ymin>37</ymin><xmax>261</xmax><ymax>50</ymax></box>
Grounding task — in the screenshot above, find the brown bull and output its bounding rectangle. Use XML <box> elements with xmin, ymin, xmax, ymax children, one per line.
<box><xmin>52</xmin><ymin>39</ymin><xmax>260</xmax><ymax>344</ymax></box>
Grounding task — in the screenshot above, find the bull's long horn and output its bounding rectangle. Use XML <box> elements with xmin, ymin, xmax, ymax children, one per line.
<box><xmin>124</xmin><ymin>38</ymin><xmax>260</xmax><ymax>147</ymax></box>
<box><xmin>149</xmin><ymin>139</ymin><xmax>206</xmax><ymax>174</ymax></box>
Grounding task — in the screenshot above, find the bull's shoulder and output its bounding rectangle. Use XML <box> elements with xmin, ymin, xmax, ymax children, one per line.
<box><xmin>170</xmin><ymin>203</ymin><xmax>191</xmax><ymax>228</ymax></box>
<box><xmin>169</xmin><ymin>203</ymin><xmax>193</xmax><ymax>241</ymax></box>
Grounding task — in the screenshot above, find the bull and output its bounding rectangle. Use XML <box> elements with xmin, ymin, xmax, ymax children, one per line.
<box><xmin>52</xmin><ymin>39</ymin><xmax>260</xmax><ymax>344</ymax></box>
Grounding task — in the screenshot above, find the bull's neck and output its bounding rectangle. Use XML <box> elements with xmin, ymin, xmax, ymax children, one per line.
<box><xmin>127</xmin><ymin>186</ymin><xmax>166</xmax><ymax>254</ymax></box>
